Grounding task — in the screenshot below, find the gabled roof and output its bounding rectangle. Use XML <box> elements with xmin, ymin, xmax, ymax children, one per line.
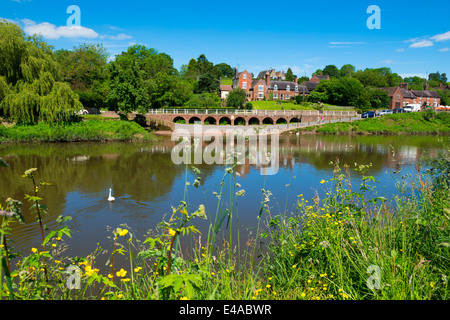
<box><xmin>301</xmin><ymin>81</ymin><xmax>319</xmax><ymax>91</ymax></box>
<box><xmin>269</xmin><ymin>81</ymin><xmax>309</xmax><ymax>93</ymax></box>
<box><xmin>220</xmin><ymin>85</ymin><xmax>232</xmax><ymax>92</ymax></box>
<box><xmin>411</xmin><ymin>90</ymin><xmax>441</xmax><ymax>98</ymax></box>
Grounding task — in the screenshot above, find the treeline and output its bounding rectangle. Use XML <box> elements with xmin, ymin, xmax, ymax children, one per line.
<box><xmin>1</xmin><ymin>19</ymin><xmax>449</xmax><ymax>124</ymax></box>
<box><xmin>305</xmin><ymin>64</ymin><xmax>449</xmax><ymax>111</ymax></box>
<box><xmin>0</xmin><ymin>20</ymin><xmax>234</xmax><ymax>124</ymax></box>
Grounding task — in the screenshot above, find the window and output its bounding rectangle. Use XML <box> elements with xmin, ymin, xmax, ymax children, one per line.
<box><xmin>286</xmin><ymin>85</ymin><xmax>290</xmax><ymax>92</ymax></box>
<box><xmin>396</xmin><ymin>94</ymin><xmax>400</xmax><ymax>99</ymax></box>
<box><xmin>273</xmin><ymin>94</ymin><xmax>279</xmax><ymax>99</ymax></box>
<box><xmin>286</xmin><ymin>94</ymin><xmax>290</xmax><ymax>100</ymax></box>
<box><xmin>258</xmin><ymin>85</ymin><xmax>264</xmax><ymax>91</ymax></box>
<box><xmin>274</xmin><ymin>84</ymin><xmax>278</xmax><ymax>91</ymax></box>
<box><xmin>242</xmin><ymin>82</ymin><xmax>247</xmax><ymax>89</ymax></box>
<box><xmin>295</xmin><ymin>86</ymin><xmax>298</xmax><ymax>92</ymax></box>
<box><xmin>243</xmin><ymin>74</ymin><xmax>247</xmax><ymax>80</ymax></box>
<box><xmin>258</xmin><ymin>93</ymin><xmax>264</xmax><ymax>99</ymax></box>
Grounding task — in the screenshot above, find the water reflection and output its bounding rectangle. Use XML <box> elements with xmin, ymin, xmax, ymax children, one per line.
<box><xmin>0</xmin><ymin>135</ymin><xmax>441</xmax><ymax>259</ymax></box>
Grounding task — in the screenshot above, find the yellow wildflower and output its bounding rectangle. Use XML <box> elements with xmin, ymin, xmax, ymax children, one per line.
<box><xmin>168</xmin><ymin>228</ymin><xmax>177</xmax><ymax>236</ymax></box>
<box><xmin>116</xmin><ymin>268</ymin><xmax>127</xmax><ymax>277</ymax></box>
<box><xmin>180</xmin><ymin>297</ymin><xmax>189</xmax><ymax>300</ymax></box>
<box><xmin>134</xmin><ymin>267</ymin><xmax>142</xmax><ymax>273</ymax></box>
<box><xmin>31</xmin><ymin>248</ymin><xmax>38</xmax><ymax>254</ymax></box>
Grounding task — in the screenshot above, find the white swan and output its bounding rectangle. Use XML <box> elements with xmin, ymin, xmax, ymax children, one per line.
<box><xmin>108</xmin><ymin>188</ymin><xmax>115</xmax><ymax>202</ymax></box>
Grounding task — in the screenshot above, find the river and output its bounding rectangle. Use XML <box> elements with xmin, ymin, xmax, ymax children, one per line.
<box><xmin>0</xmin><ymin>134</ymin><xmax>442</xmax><ymax>264</ymax></box>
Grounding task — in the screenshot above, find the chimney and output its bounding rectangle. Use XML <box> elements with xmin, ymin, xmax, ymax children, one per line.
<box><xmin>294</xmin><ymin>76</ymin><xmax>298</xmax><ymax>84</ymax></box>
<box><xmin>219</xmin><ymin>76</ymin><xmax>222</xmax><ymax>85</ymax></box>
<box><xmin>265</xmin><ymin>71</ymin><xmax>270</xmax><ymax>87</ymax></box>
<box><xmin>399</xmin><ymin>82</ymin><xmax>408</xmax><ymax>90</ymax></box>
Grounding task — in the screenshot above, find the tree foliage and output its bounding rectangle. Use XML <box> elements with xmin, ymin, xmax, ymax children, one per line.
<box><xmin>226</xmin><ymin>88</ymin><xmax>247</xmax><ymax>108</ymax></box>
<box><xmin>54</xmin><ymin>43</ymin><xmax>110</xmax><ymax>109</ymax></box>
<box><xmin>285</xmin><ymin>68</ymin><xmax>295</xmax><ymax>81</ymax></box>
<box><xmin>107</xmin><ymin>44</ymin><xmax>190</xmax><ymax>113</ymax></box>
<box><xmin>0</xmin><ymin>20</ymin><xmax>82</xmax><ymax>123</ymax></box>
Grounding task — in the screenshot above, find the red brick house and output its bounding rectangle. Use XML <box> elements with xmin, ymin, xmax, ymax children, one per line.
<box><xmin>310</xmin><ymin>73</ymin><xmax>330</xmax><ymax>83</ymax></box>
<box><xmin>385</xmin><ymin>83</ymin><xmax>441</xmax><ymax>109</ymax></box>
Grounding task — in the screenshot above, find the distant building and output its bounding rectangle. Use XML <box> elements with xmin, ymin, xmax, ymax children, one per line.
<box><xmin>384</xmin><ymin>83</ymin><xmax>441</xmax><ymax>109</ymax></box>
<box><xmin>300</xmin><ymin>73</ymin><xmax>330</xmax><ymax>93</ymax></box>
<box><xmin>231</xmin><ymin>68</ymin><xmax>308</xmax><ymax>101</ymax></box>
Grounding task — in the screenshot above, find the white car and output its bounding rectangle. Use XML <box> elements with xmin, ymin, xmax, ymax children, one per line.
<box><xmin>378</xmin><ymin>109</ymin><xmax>392</xmax><ymax>116</ymax></box>
<box><xmin>77</xmin><ymin>109</ymin><xmax>89</xmax><ymax>115</ymax></box>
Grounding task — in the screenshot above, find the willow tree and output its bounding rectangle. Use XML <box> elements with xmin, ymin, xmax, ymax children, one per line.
<box><xmin>0</xmin><ymin>20</ymin><xmax>82</xmax><ymax>124</ymax></box>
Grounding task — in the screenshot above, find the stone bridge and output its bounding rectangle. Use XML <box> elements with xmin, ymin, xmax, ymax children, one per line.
<box><xmin>144</xmin><ymin>109</ymin><xmax>357</xmax><ymax>129</ymax></box>
<box><xmin>101</xmin><ymin>109</ymin><xmax>359</xmax><ymax>131</ymax></box>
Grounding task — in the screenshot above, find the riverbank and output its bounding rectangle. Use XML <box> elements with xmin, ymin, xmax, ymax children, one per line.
<box><xmin>291</xmin><ymin>111</ymin><xmax>450</xmax><ymax>135</ymax></box>
<box><xmin>0</xmin><ymin>119</ymin><xmax>158</xmax><ymax>143</ymax></box>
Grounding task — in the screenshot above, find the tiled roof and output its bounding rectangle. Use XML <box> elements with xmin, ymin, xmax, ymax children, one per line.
<box><xmin>220</xmin><ymin>85</ymin><xmax>232</xmax><ymax>91</ymax></box>
<box><xmin>301</xmin><ymin>81</ymin><xmax>320</xmax><ymax>91</ymax></box>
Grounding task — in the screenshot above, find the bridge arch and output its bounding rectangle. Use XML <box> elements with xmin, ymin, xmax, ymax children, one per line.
<box><xmin>276</xmin><ymin>118</ymin><xmax>287</xmax><ymax>124</ymax></box>
<box><xmin>173</xmin><ymin>116</ymin><xmax>186</xmax><ymax>124</ymax></box>
<box><xmin>234</xmin><ymin>117</ymin><xmax>246</xmax><ymax>125</ymax></box>
<box><xmin>248</xmin><ymin>117</ymin><xmax>260</xmax><ymax>125</ymax></box>
<box><xmin>262</xmin><ymin>117</ymin><xmax>274</xmax><ymax>125</ymax></box>
<box><xmin>289</xmin><ymin>117</ymin><xmax>300</xmax><ymax>123</ymax></box>
<box><xmin>188</xmin><ymin>116</ymin><xmax>202</xmax><ymax>124</ymax></box>
<box><xmin>219</xmin><ymin>116</ymin><xmax>231</xmax><ymax>125</ymax></box>
<box><xmin>204</xmin><ymin>116</ymin><xmax>217</xmax><ymax>125</ymax></box>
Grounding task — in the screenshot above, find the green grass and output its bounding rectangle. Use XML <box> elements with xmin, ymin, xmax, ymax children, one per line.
<box><xmin>251</xmin><ymin>100</ymin><xmax>355</xmax><ymax>111</ymax></box>
<box><xmin>0</xmin><ymin>119</ymin><xmax>157</xmax><ymax>143</ymax></box>
<box><xmin>1</xmin><ymin>139</ymin><xmax>449</xmax><ymax>300</ymax></box>
<box><xmin>295</xmin><ymin>111</ymin><xmax>450</xmax><ymax>135</ymax></box>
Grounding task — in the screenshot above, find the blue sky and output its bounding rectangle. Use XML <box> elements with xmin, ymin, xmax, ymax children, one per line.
<box><xmin>2</xmin><ymin>0</ymin><xmax>449</xmax><ymax>79</ymax></box>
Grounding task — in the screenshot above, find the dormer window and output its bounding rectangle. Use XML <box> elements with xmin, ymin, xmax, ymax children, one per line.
<box><xmin>286</xmin><ymin>85</ymin><xmax>290</xmax><ymax>92</ymax></box>
<box><xmin>274</xmin><ymin>84</ymin><xmax>278</xmax><ymax>91</ymax></box>
<box><xmin>295</xmin><ymin>86</ymin><xmax>298</xmax><ymax>92</ymax></box>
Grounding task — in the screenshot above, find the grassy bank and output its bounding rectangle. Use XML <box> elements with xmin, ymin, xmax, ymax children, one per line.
<box><xmin>0</xmin><ymin>119</ymin><xmax>157</xmax><ymax>143</ymax></box>
<box><xmin>1</xmin><ymin>139</ymin><xmax>448</xmax><ymax>300</ymax></box>
<box><xmin>295</xmin><ymin>111</ymin><xmax>450</xmax><ymax>135</ymax></box>
<box><xmin>251</xmin><ymin>100</ymin><xmax>356</xmax><ymax>111</ymax></box>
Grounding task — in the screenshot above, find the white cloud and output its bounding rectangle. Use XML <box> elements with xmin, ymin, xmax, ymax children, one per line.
<box><xmin>381</xmin><ymin>59</ymin><xmax>395</xmax><ymax>64</ymax></box>
<box><xmin>430</xmin><ymin>31</ymin><xmax>450</xmax><ymax>42</ymax></box>
<box><xmin>439</xmin><ymin>47</ymin><xmax>450</xmax><ymax>52</ymax></box>
<box><xmin>22</xmin><ymin>19</ymin><xmax>98</xmax><ymax>40</ymax></box>
<box><xmin>409</xmin><ymin>40</ymin><xmax>434</xmax><ymax>48</ymax></box>
<box><xmin>100</xmin><ymin>33</ymin><xmax>132</xmax><ymax>40</ymax></box>
<box><xmin>396</xmin><ymin>48</ymin><xmax>405</xmax><ymax>52</ymax></box>
<box><xmin>399</xmin><ymin>73</ymin><xmax>427</xmax><ymax>79</ymax></box>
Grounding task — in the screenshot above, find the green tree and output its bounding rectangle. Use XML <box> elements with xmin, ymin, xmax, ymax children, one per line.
<box><xmin>340</xmin><ymin>64</ymin><xmax>356</xmax><ymax>78</ymax></box>
<box><xmin>367</xmin><ymin>88</ymin><xmax>390</xmax><ymax>110</ymax></box>
<box><xmin>297</xmin><ymin>76</ymin><xmax>310</xmax><ymax>84</ymax></box>
<box><xmin>0</xmin><ymin>20</ymin><xmax>82</xmax><ymax>123</ymax></box>
<box><xmin>197</xmin><ymin>72</ymin><xmax>220</xmax><ymax>93</ymax></box>
<box><xmin>54</xmin><ymin>43</ymin><xmax>110</xmax><ymax>109</ymax></box>
<box><xmin>354</xmin><ymin>68</ymin><xmax>388</xmax><ymax>88</ymax></box>
<box><xmin>214</xmin><ymin>63</ymin><xmax>234</xmax><ymax>78</ymax></box>
<box><xmin>185</xmin><ymin>93</ymin><xmax>221</xmax><ymax>109</ymax></box>
<box><xmin>285</xmin><ymin>68</ymin><xmax>295</xmax><ymax>81</ymax></box>
<box><xmin>226</xmin><ymin>88</ymin><xmax>247</xmax><ymax>108</ymax></box>
<box><xmin>107</xmin><ymin>44</ymin><xmax>177</xmax><ymax>114</ymax></box>
<box><xmin>429</xmin><ymin>71</ymin><xmax>447</xmax><ymax>83</ymax></box>
<box><xmin>322</xmin><ymin>65</ymin><xmax>340</xmax><ymax>78</ymax></box>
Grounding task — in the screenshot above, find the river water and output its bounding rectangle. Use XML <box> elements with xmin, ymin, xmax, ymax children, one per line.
<box><xmin>0</xmin><ymin>134</ymin><xmax>442</xmax><ymax>263</ymax></box>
